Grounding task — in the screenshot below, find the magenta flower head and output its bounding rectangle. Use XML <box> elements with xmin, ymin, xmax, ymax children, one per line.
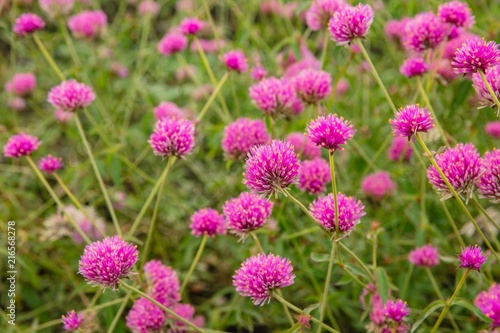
<box><xmin>148</xmin><ymin>117</ymin><xmax>195</xmax><ymax>158</ymax></box>
<box><xmin>223</xmin><ymin>192</ymin><xmax>273</xmax><ymax>239</ymax></box>
<box><xmin>458</xmin><ymin>245</ymin><xmax>487</xmax><ymax>271</ymax></box>
<box><xmin>222</xmin><ymin>117</ymin><xmax>271</xmax><ymax>160</ymax></box>
<box><xmin>157</xmin><ymin>32</ymin><xmax>188</xmax><ymax>56</ymax></box>
<box><xmin>222</xmin><ymin>49</ymin><xmax>248</xmax><ymax>73</ymax></box>
<box><xmin>408</xmin><ymin>245</ymin><xmax>440</xmax><ymax>267</ymax></box>
<box><xmin>126</xmin><ymin>297</ymin><xmax>165</xmax><ymax>333</ymax></box>
<box><xmin>62</xmin><ymin>310</ymin><xmax>83</xmax><ymax>331</ymax></box>
<box><xmin>403</xmin><ymin>12</ymin><xmax>447</xmax><ymax>53</ymax></box>
<box><xmin>485</xmin><ymin>121</ymin><xmax>500</xmax><ymax>138</ymax></box>
<box><xmin>361</xmin><ymin>171</ymin><xmax>396</xmax><ymax>201</ymax></box>
<box><xmin>243</xmin><ymin>140</ymin><xmax>301</xmax><ymax>196</ymax></box>
<box><xmin>144</xmin><ymin>259</ymin><xmax>181</xmax><ymax>306</ymax></box>
<box><xmin>38</xmin><ymin>155</ymin><xmax>63</xmax><ymax>173</ymax></box>
<box><xmin>297</xmin><ymin>157</ymin><xmax>331</xmax><ymax>195</ymax></box>
<box><xmin>400</xmin><ymin>58</ymin><xmax>429</xmax><ymax>78</ymax></box>
<box><xmin>384</xmin><ymin>299</ymin><xmax>409</xmax><ymax>323</ymax></box>
<box><xmin>180</xmin><ymin>17</ymin><xmax>205</xmax><ymax>35</ymax></box>
<box><xmin>78</xmin><ymin>235</ymin><xmax>139</xmax><ymax>290</ymax></box>
<box><xmin>438</xmin><ymin>1</ymin><xmax>475</xmax><ymax>29</ymax></box>
<box><xmin>68</xmin><ymin>10</ymin><xmax>107</xmax><ymax>39</ymax></box>
<box><xmin>13</xmin><ymin>13</ymin><xmax>45</xmax><ymax>36</ymax></box>
<box><xmin>472</xmin><ymin>64</ymin><xmax>500</xmax><ymax>107</ymax></box>
<box><xmin>384</xmin><ymin>18</ymin><xmax>408</xmax><ymax>42</ymax></box>
<box><xmin>249</xmin><ymin>77</ymin><xmax>304</xmax><ymax>117</ymax></box>
<box><xmin>5</xmin><ymin>72</ymin><xmax>36</xmax><ymax>97</ymax></box>
<box><xmin>427</xmin><ymin>143</ymin><xmax>482</xmax><ymax>201</ymax></box>
<box><xmin>47</xmin><ymin>80</ymin><xmax>95</xmax><ymax>112</ymax></box>
<box><xmin>153</xmin><ymin>101</ymin><xmax>185</xmax><ymax>121</ymax></box>
<box><xmin>387</xmin><ymin>137</ymin><xmax>413</xmax><ymax>162</ymax></box>
<box><xmin>452</xmin><ymin>39</ymin><xmax>500</xmax><ymax>74</ymax></box>
<box><xmin>306</xmin><ymin>0</ymin><xmax>345</xmax><ymax>31</ymax></box>
<box><xmin>292</xmin><ymin>69</ymin><xmax>332</xmax><ymax>104</ymax></box>
<box><xmin>233</xmin><ymin>253</ymin><xmax>295</xmax><ymax>306</ymax></box>
<box><xmin>251</xmin><ymin>65</ymin><xmax>267</xmax><ymax>81</ymax></box>
<box><xmin>328</xmin><ymin>3</ymin><xmax>374</xmax><ymax>45</ymax></box>
<box><xmin>474</xmin><ymin>284</ymin><xmax>500</xmax><ymax>328</ymax></box>
<box><xmin>3</xmin><ymin>133</ymin><xmax>41</xmax><ymax>158</ymax></box>
<box><xmin>285</xmin><ymin>132</ymin><xmax>321</xmax><ymax>160</ymax></box>
<box><xmin>189</xmin><ymin>208</ymin><xmax>227</xmax><ymax>238</ymax></box>
<box><xmin>389</xmin><ymin>104</ymin><xmax>434</xmax><ymax>140</ymax></box>
<box><xmin>477</xmin><ymin>149</ymin><xmax>500</xmax><ymax>203</ymax></box>
<box><xmin>39</xmin><ymin>0</ymin><xmax>74</xmax><ymax>19</ymax></box>
<box><xmin>306</xmin><ymin>114</ymin><xmax>356</xmax><ymax>152</ymax></box>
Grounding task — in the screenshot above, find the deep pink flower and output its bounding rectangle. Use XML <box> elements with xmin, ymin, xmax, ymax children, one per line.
<box><xmin>389</xmin><ymin>105</ymin><xmax>434</xmax><ymax>139</ymax></box>
<box><xmin>78</xmin><ymin>235</ymin><xmax>139</xmax><ymax>289</ymax></box>
<box><xmin>384</xmin><ymin>299</ymin><xmax>409</xmax><ymax>323</ymax></box>
<box><xmin>361</xmin><ymin>171</ymin><xmax>396</xmax><ymax>201</ymax></box>
<box><xmin>452</xmin><ymin>39</ymin><xmax>500</xmax><ymax>74</ymax></box>
<box><xmin>223</xmin><ymin>192</ymin><xmax>273</xmax><ymax>238</ymax></box>
<box><xmin>143</xmin><ymin>259</ymin><xmax>181</xmax><ymax>307</ymax></box>
<box><xmin>62</xmin><ymin>310</ymin><xmax>83</xmax><ymax>331</ymax></box>
<box><xmin>39</xmin><ymin>0</ymin><xmax>74</xmax><ymax>19</ymax></box>
<box><xmin>474</xmin><ymin>284</ymin><xmax>500</xmax><ymax>328</ymax></box>
<box><xmin>243</xmin><ymin>140</ymin><xmax>301</xmax><ymax>195</ymax></box>
<box><xmin>153</xmin><ymin>102</ymin><xmax>185</xmax><ymax>120</ymax></box>
<box><xmin>249</xmin><ymin>77</ymin><xmax>304</xmax><ymax>117</ymax></box>
<box><xmin>180</xmin><ymin>17</ymin><xmax>205</xmax><ymax>35</ymax></box>
<box><xmin>251</xmin><ymin>66</ymin><xmax>267</xmax><ymax>81</ymax></box>
<box><xmin>68</xmin><ymin>10</ymin><xmax>107</xmax><ymax>39</ymax></box>
<box><xmin>384</xmin><ymin>18</ymin><xmax>409</xmax><ymax>42</ymax></box>
<box><xmin>400</xmin><ymin>58</ymin><xmax>429</xmax><ymax>78</ymax></box>
<box><xmin>438</xmin><ymin>1</ymin><xmax>474</xmax><ymax>29</ymax></box>
<box><xmin>297</xmin><ymin>157</ymin><xmax>331</xmax><ymax>195</ymax></box>
<box><xmin>3</xmin><ymin>133</ymin><xmax>41</xmax><ymax>158</ymax></box>
<box><xmin>5</xmin><ymin>73</ymin><xmax>36</xmax><ymax>97</ymax></box>
<box><xmin>126</xmin><ymin>297</ymin><xmax>165</xmax><ymax>333</ymax></box>
<box><xmin>443</xmin><ymin>33</ymin><xmax>480</xmax><ymax>60</ymax></box>
<box><xmin>157</xmin><ymin>32</ymin><xmax>188</xmax><ymax>55</ymax></box>
<box><xmin>472</xmin><ymin>64</ymin><xmax>500</xmax><ymax>107</ymax></box>
<box><xmin>189</xmin><ymin>208</ymin><xmax>226</xmax><ymax>238</ymax></box>
<box><xmin>477</xmin><ymin>149</ymin><xmax>500</xmax><ymax>203</ymax></box>
<box><xmin>222</xmin><ymin>118</ymin><xmax>270</xmax><ymax>160</ymax></box>
<box><xmin>306</xmin><ymin>114</ymin><xmax>355</xmax><ymax>151</ymax></box>
<box><xmin>458</xmin><ymin>245</ymin><xmax>487</xmax><ymax>271</ymax></box>
<box><xmin>283</xmin><ymin>42</ymin><xmax>321</xmax><ymax>78</ymax></box>
<box><xmin>285</xmin><ymin>132</ymin><xmax>321</xmax><ymax>160</ymax></box>
<box><xmin>38</xmin><ymin>155</ymin><xmax>63</xmax><ymax>173</ymax></box>
<box><xmin>403</xmin><ymin>12</ymin><xmax>447</xmax><ymax>53</ymax></box>
<box><xmin>13</xmin><ymin>13</ymin><xmax>45</xmax><ymax>35</ymax></box>
<box><xmin>222</xmin><ymin>49</ymin><xmax>248</xmax><ymax>73</ymax></box>
<box><xmin>408</xmin><ymin>245</ymin><xmax>440</xmax><ymax>267</ymax></box>
<box><xmin>387</xmin><ymin>137</ymin><xmax>413</xmax><ymax>162</ymax></box>
<box><xmin>233</xmin><ymin>253</ymin><xmax>295</xmax><ymax>306</ymax></box>
<box><xmin>328</xmin><ymin>3</ymin><xmax>374</xmax><ymax>45</ymax></box>
<box><xmin>485</xmin><ymin>121</ymin><xmax>500</xmax><ymax>139</ymax></box>
<box><xmin>292</xmin><ymin>69</ymin><xmax>332</xmax><ymax>104</ymax></box>
<box><xmin>148</xmin><ymin>117</ymin><xmax>195</xmax><ymax>157</ymax></box>
<box><xmin>47</xmin><ymin>80</ymin><xmax>95</xmax><ymax>112</ymax></box>
<box><xmin>138</xmin><ymin>0</ymin><xmax>160</xmax><ymax>16</ymax></box>
<box><xmin>305</xmin><ymin>0</ymin><xmax>345</xmax><ymax>31</ymax></box>
<box><xmin>168</xmin><ymin>303</ymin><xmax>204</xmax><ymax>331</ymax></box>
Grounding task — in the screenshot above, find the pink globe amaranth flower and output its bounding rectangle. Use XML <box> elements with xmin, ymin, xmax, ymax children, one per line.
<box><xmin>243</xmin><ymin>140</ymin><xmax>301</xmax><ymax>195</ymax></box>
<box><xmin>485</xmin><ymin>121</ymin><xmax>500</xmax><ymax>139</ymax></box>
<box><xmin>297</xmin><ymin>157</ymin><xmax>331</xmax><ymax>195</ymax></box>
<box><xmin>452</xmin><ymin>39</ymin><xmax>500</xmax><ymax>74</ymax></box>
<box><xmin>47</xmin><ymin>80</ymin><xmax>95</xmax><ymax>112</ymax></box>
<box><xmin>387</xmin><ymin>137</ymin><xmax>413</xmax><ymax>162</ymax></box>
<box><xmin>39</xmin><ymin>0</ymin><xmax>74</xmax><ymax>19</ymax></box>
<box><xmin>369</xmin><ymin>292</ymin><xmax>385</xmax><ymax>326</ymax></box>
<box><xmin>168</xmin><ymin>303</ymin><xmax>205</xmax><ymax>331</ymax></box>
<box><xmin>285</xmin><ymin>132</ymin><xmax>321</xmax><ymax>160</ymax></box>
<box><xmin>67</xmin><ymin>10</ymin><xmax>106</xmax><ymax>39</ymax></box>
<box><xmin>233</xmin><ymin>253</ymin><xmax>295</xmax><ymax>306</ymax></box>
<box><xmin>361</xmin><ymin>171</ymin><xmax>396</xmax><ymax>201</ymax></box>
<box><xmin>189</xmin><ymin>208</ymin><xmax>227</xmax><ymax>238</ymax></box>
<box><xmin>384</xmin><ymin>18</ymin><xmax>409</xmax><ymax>42</ymax></box>
<box><xmin>38</xmin><ymin>154</ymin><xmax>63</xmax><ymax>173</ymax></box>
<box><xmin>144</xmin><ymin>259</ymin><xmax>181</xmax><ymax>306</ymax></box>
<box><xmin>8</xmin><ymin>97</ymin><xmax>26</xmax><ymax>111</ymax></box>
<box><xmin>389</xmin><ymin>104</ymin><xmax>434</xmax><ymax>140</ymax></box>
<box><xmin>292</xmin><ymin>69</ymin><xmax>332</xmax><ymax>104</ymax></box>
<box><xmin>384</xmin><ymin>299</ymin><xmax>409</xmax><ymax>323</ymax></box>
<box><xmin>305</xmin><ymin>0</ymin><xmax>345</xmax><ymax>31</ymax></box>
<box><xmin>328</xmin><ymin>3</ymin><xmax>374</xmax><ymax>45</ymax></box>
<box><xmin>443</xmin><ymin>32</ymin><xmax>480</xmax><ymax>60</ymax></box>
<box><xmin>222</xmin><ymin>49</ymin><xmax>248</xmax><ymax>73</ymax></box>
<box><xmin>62</xmin><ymin>310</ymin><xmax>83</xmax><ymax>331</ymax></box>
<box><xmin>403</xmin><ymin>12</ymin><xmax>447</xmax><ymax>53</ymax></box>
<box><xmin>475</xmin><ymin>284</ymin><xmax>500</xmax><ymax>328</ymax></box>
<box><xmin>13</xmin><ymin>13</ymin><xmax>45</xmax><ymax>36</ymax></box>
<box><xmin>249</xmin><ymin>77</ymin><xmax>304</xmax><ymax>117</ymax></box>
<box><xmin>3</xmin><ymin>133</ymin><xmax>41</xmax><ymax>158</ymax></box>
<box><xmin>157</xmin><ymin>32</ymin><xmax>188</xmax><ymax>55</ymax></box>
<box><xmin>138</xmin><ymin>0</ymin><xmax>160</xmax><ymax>16</ymax></box>
<box><xmin>126</xmin><ymin>297</ymin><xmax>165</xmax><ymax>333</ymax></box>
<box><xmin>438</xmin><ymin>1</ymin><xmax>474</xmax><ymax>29</ymax></box>
<box><xmin>435</xmin><ymin>59</ymin><xmax>459</xmax><ymax>82</ymax></box>
<box><xmin>251</xmin><ymin>65</ymin><xmax>267</xmax><ymax>81</ymax></box>
<box><xmin>310</xmin><ymin>192</ymin><xmax>365</xmax><ymax>235</ymax></box>
<box><xmin>283</xmin><ymin>42</ymin><xmax>321</xmax><ymax>78</ymax></box>
<box><xmin>148</xmin><ymin>117</ymin><xmax>195</xmax><ymax>157</ymax></box>
<box><xmin>153</xmin><ymin>101</ymin><xmax>185</xmax><ymax>121</ymax></box>
<box><xmin>306</xmin><ymin>114</ymin><xmax>356</xmax><ymax>152</ymax></box>
<box><xmin>457</xmin><ymin>245</ymin><xmax>487</xmax><ymax>271</ymax></box>
<box><xmin>222</xmin><ymin>117</ymin><xmax>271</xmax><ymax>160</ymax></box>
<box><xmin>408</xmin><ymin>245</ymin><xmax>440</xmax><ymax>267</ymax></box>
<box><xmin>427</xmin><ymin>143</ymin><xmax>482</xmax><ymax>201</ymax></box>
<box><xmin>180</xmin><ymin>17</ymin><xmax>204</xmax><ymax>35</ymax></box>
<box><xmin>5</xmin><ymin>73</ymin><xmax>36</xmax><ymax>97</ymax></box>
<box><xmin>55</xmin><ymin>109</ymin><xmax>74</xmax><ymax>123</ymax></box>
<box><xmin>477</xmin><ymin>149</ymin><xmax>500</xmax><ymax>203</ymax></box>
<box><xmin>78</xmin><ymin>235</ymin><xmax>139</xmax><ymax>289</ymax></box>
<box><xmin>400</xmin><ymin>58</ymin><xmax>429</xmax><ymax>78</ymax></box>
<box><xmin>223</xmin><ymin>192</ymin><xmax>273</xmax><ymax>238</ymax></box>
<box><xmin>472</xmin><ymin>64</ymin><xmax>500</xmax><ymax>108</ymax></box>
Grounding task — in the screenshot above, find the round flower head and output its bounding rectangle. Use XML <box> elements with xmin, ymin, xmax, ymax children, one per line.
<box><xmin>233</xmin><ymin>253</ymin><xmax>295</xmax><ymax>306</ymax></box>
<box><xmin>243</xmin><ymin>140</ymin><xmax>301</xmax><ymax>195</ymax></box>
<box><xmin>485</xmin><ymin>121</ymin><xmax>500</xmax><ymax>139</ymax></box>
<box><xmin>5</xmin><ymin>73</ymin><xmax>36</xmax><ymax>97</ymax></box>
<box><xmin>249</xmin><ymin>77</ymin><xmax>304</xmax><ymax>117</ymax></box>
<box><xmin>39</xmin><ymin>0</ymin><xmax>74</xmax><ymax>19</ymax></box>
<box><xmin>3</xmin><ymin>133</ymin><xmax>41</xmax><ymax>158</ymax></box>
<box><xmin>387</xmin><ymin>137</ymin><xmax>413</xmax><ymax>162</ymax></box>
<box><xmin>292</xmin><ymin>69</ymin><xmax>332</xmax><ymax>104</ymax></box>
<box><xmin>306</xmin><ymin>114</ymin><xmax>356</xmax><ymax>151</ymax></box>
<box><xmin>400</xmin><ymin>58</ymin><xmax>429</xmax><ymax>78</ymax></box>
<box><xmin>452</xmin><ymin>39</ymin><xmax>500</xmax><ymax>74</ymax></box>
<box><xmin>328</xmin><ymin>3</ymin><xmax>374</xmax><ymax>45</ymax></box>
<box><xmin>310</xmin><ymin>192</ymin><xmax>365</xmax><ymax>235</ymax></box>
<box><xmin>68</xmin><ymin>10</ymin><xmax>106</xmax><ymax>39</ymax></box>
<box><xmin>153</xmin><ymin>102</ymin><xmax>185</xmax><ymax>121</ymax></box>
<box><xmin>361</xmin><ymin>171</ymin><xmax>396</xmax><ymax>201</ymax></box>
<box><xmin>474</xmin><ymin>284</ymin><xmax>500</xmax><ymax>328</ymax></box>
<box><xmin>403</xmin><ymin>12</ymin><xmax>447</xmax><ymax>53</ymax></box>
<box><xmin>306</xmin><ymin>0</ymin><xmax>345</xmax><ymax>31</ymax></box>
<box><xmin>148</xmin><ymin>117</ymin><xmax>195</xmax><ymax>157</ymax></box>
<box><xmin>285</xmin><ymin>132</ymin><xmax>321</xmax><ymax>160</ymax></box>
<box><xmin>384</xmin><ymin>18</ymin><xmax>408</xmax><ymax>42</ymax></box>
<box><xmin>78</xmin><ymin>235</ymin><xmax>139</xmax><ymax>289</ymax></box>
<box><xmin>384</xmin><ymin>299</ymin><xmax>409</xmax><ymax>323</ymax></box>
<box><xmin>126</xmin><ymin>297</ymin><xmax>165</xmax><ymax>333</ymax></box>
<box><xmin>158</xmin><ymin>32</ymin><xmax>188</xmax><ymax>56</ymax></box>
<box><xmin>477</xmin><ymin>149</ymin><xmax>500</xmax><ymax>203</ymax></box>
<box><xmin>8</xmin><ymin>97</ymin><xmax>26</xmax><ymax>111</ymax></box>
<box><xmin>472</xmin><ymin>64</ymin><xmax>500</xmax><ymax>108</ymax></box>
<box><xmin>168</xmin><ymin>303</ymin><xmax>205</xmax><ymax>331</ymax></box>
<box><xmin>144</xmin><ymin>260</ymin><xmax>181</xmax><ymax>306</ymax></box>
<box><xmin>189</xmin><ymin>208</ymin><xmax>227</xmax><ymax>237</ymax></box>
<box><xmin>438</xmin><ymin>1</ymin><xmax>475</xmax><ymax>29</ymax></box>
<box><xmin>62</xmin><ymin>310</ymin><xmax>83</xmax><ymax>331</ymax></box>
<box><xmin>222</xmin><ymin>118</ymin><xmax>271</xmax><ymax>160</ymax></box>
<box><xmin>47</xmin><ymin>80</ymin><xmax>95</xmax><ymax>112</ymax></box>
<box><xmin>138</xmin><ymin>0</ymin><xmax>160</xmax><ymax>16</ymax></box>
<box><xmin>180</xmin><ymin>17</ymin><xmax>204</xmax><ymax>35</ymax></box>
<box><xmin>297</xmin><ymin>158</ymin><xmax>331</xmax><ymax>195</ymax></box>
<box><xmin>457</xmin><ymin>245</ymin><xmax>487</xmax><ymax>271</ymax></box>
<box><xmin>55</xmin><ymin>109</ymin><xmax>74</xmax><ymax>123</ymax></box>
<box><xmin>13</xmin><ymin>13</ymin><xmax>45</xmax><ymax>35</ymax></box>
<box><xmin>427</xmin><ymin>143</ymin><xmax>482</xmax><ymax>201</ymax></box>
<box><xmin>223</xmin><ymin>192</ymin><xmax>273</xmax><ymax>238</ymax></box>
<box><xmin>408</xmin><ymin>245</ymin><xmax>440</xmax><ymax>267</ymax></box>
<box><xmin>222</xmin><ymin>49</ymin><xmax>248</xmax><ymax>73</ymax></box>
<box><xmin>251</xmin><ymin>65</ymin><xmax>267</xmax><ymax>81</ymax></box>
<box><xmin>389</xmin><ymin>105</ymin><xmax>434</xmax><ymax>139</ymax></box>
<box><xmin>38</xmin><ymin>155</ymin><xmax>63</xmax><ymax>173</ymax></box>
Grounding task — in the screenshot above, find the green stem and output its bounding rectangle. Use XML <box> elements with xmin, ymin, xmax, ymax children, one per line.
<box><xmin>250</xmin><ymin>232</ymin><xmax>265</xmax><ymax>253</ymax></box>
<box><xmin>341</xmin><ymin>263</ymin><xmax>368</xmax><ymax>288</ymax></box>
<box><xmin>281</xmin><ymin>188</ymin><xmax>323</xmax><ymax>230</ymax></box>
<box><xmin>472</xmin><ymin>197</ymin><xmax>500</xmax><ymax>231</ymax></box>
<box><xmin>372</xmin><ymin>231</ymin><xmax>377</xmax><ymax>272</ymax></box>
<box><xmin>320</xmin><ymin>32</ymin><xmax>329</xmax><ymax>68</ymax></box>
<box><xmin>33</xmin><ymin>34</ymin><xmax>65</xmax><ymax>81</ymax></box>
<box><xmin>180</xmin><ymin>234</ymin><xmax>208</xmax><ymax>295</ymax></box>
<box><xmin>479</xmin><ymin>70</ymin><xmax>500</xmax><ymax>115</ymax></box>
<box><xmin>328</xmin><ymin>152</ymin><xmax>339</xmax><ymax>234</ymax></box>
<box><xmin>316</xmin><ymin>242</ymin><xmax>336</xmax><ymax>333</ymax></box>
<box><xmin>338</xmin><ymin>242</ymin><xmax>376</xmax><ymax>282</ymax></box>
<box><xmin>197</xmin><ymin>72</ymin><xmax>229</xmax><ymax>122</ymax></box>
<box><xmin>400</xmin><ymin>264</ymin><xmax>414</xmax><ymax>300</ymax></box>
<box><xmin>425</xmin><ymin>268</ymin><xmax>443</xmax><ymax>299</ymax></box>
<box><xmin>58</xmin><ymin>16</ymin><xmax>81</xmax><ymax>67</ymax></box>
<box><xmin>106</xmin><ymin>291</ymin><xmax>132</xmax><ymax>333</ymax></box>
<box><xmin>440</xmin><ymin>201</ymin><xmax>466</xmax><ymax>247</ymax></box>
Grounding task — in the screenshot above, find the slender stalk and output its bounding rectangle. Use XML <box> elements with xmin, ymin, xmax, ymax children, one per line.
<box><xmin>472</xmin><ymin>197</ymin><xmax>500</xmax><ymax>231</ymax></box>
<box><xmin>180</xmin><ymin>235</ymin><xmax>208</xmax><ymax>294</ymax></box>
<box><xmin>425</xmin><ymin>268</ymin><xmax>443</xmax><ymax>299</ymax></box>
<box><xmin>281</xmin><ymin>188</ymin><xmax>323</xmax><ymax>230</ymax></box>
<box><xmin>440</xmin><ymin>201</ymin><xmax>466</xmax><ymax>247</ymax></box>
<box><xmin>329</xmin><ymin>53</ymin><xmax>353</xmax><ymax>108</ymax></box>
<box><xmin>317</xmin><ymin>242</ymin><xmax>336</xmax><ymax>333</ymax></box>
<box><xmin>250</xmin><ymin>232</ymin><xmax>265</xmax><ymax>253</ymax></box>
<box><xmin>400</xmin><ymin>264</ymin><xmax>414</xmax><ymax>300</ymax></box>
<box><xmin>106</xmin><ymin>290</ymin><xmax>132</xmax><ymax>333</ymax></box>
<box><xmin>372</xmin><ymin>231</ymin><xmax>377</xmax><ymax>272</ymax></box>
<box><xmin>74</xmin><ymin>113</ymin><xmax>122</xmax><ymax>237</ymax></box>
<box><xmin>197</xmin><ymin>72</ymin><xmax>229</xmax><ymax>122</ymax></box>
<box><xmin>341</xmin><ymin>264</ymin><xmax>368</xmax><ymax>288</ymax></box>
<box><xmin>479</xmin><ymin>70</ymin><xmax>500</xmax><ymax>115</ymax></box>
<box><xmin>338</xmin><ymin>242</ymin><xmax>376</xmax><ymax>282</ymax></box>
<box><xmin>33</xmin><ymin>34</ymin><xmax>65</xmax><ymax>81</ymax></box>
<box><xmin>58</xmin><ymin>17</ymin><xmax>81</xmax><ymax>67</ymax></box>
<box><xmin>328</xmin><ymin>152</ymin><xmax>339</xmax><ymax>233</ymax></box>
<box><xmin>320</xmin><ymin>33</ymin><xmax>329</xmax><ymax>68</ymax></box>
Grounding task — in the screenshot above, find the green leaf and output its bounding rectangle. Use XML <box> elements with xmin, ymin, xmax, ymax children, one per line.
<box><xmin>376</xmin><ymin>267</ymin><xmax>389</xmax><ymax>304</ymax></box>
<box><xmin>410</xmin><ymin>299</ymin><xmax>445</xmax><ymax>333</ymax></box>
<box><xmin>310</xmin><ymin>252</ymin><xmax>330</xmax><ymax>263</ymax></box>
<box><xmin>452</xmin><ymin>297</ymin><xmax>491</xmax><ymax>323</ymax></box>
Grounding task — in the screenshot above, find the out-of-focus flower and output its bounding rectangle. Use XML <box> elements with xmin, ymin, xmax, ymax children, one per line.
<box><xmin>285</xmin><ymin>132</ymin><xmax>321</xmax><ymax>160</ymax></box>
<box><xmin>3</xmin><ymin>133</ymin><xmax>40</xmax><ymax>158</ymax></box>
<box><xmin>477</xmin><ymin>149</ymin><xmax>500</xmax><ymax>203</ymax></box>
<box><xmin>39</xmin><ymin>0</ymin><xmax>74</xmax><ymax>19</ymax></box>
<box><xmin>361</xmin><ymin>171</ymin><xmax>396</xmax><ymax>201</ymax></box>
<box><xmin>387</xmin><ymin>137</ymin><xmax>413</xmax><ymax>162</ymax></box>
<box><xmin>474</xmin><ymin>284</ymin><xmax>500</xmax><ymax>328</ymax></box>
<box><xmin>221</xmin><ymin>117</ymin><xmax>270</xmax><ymax>160</ymax></box>
<box><xmin>148</xmin><ymin>117</ymin><xmax>195</xmax><ymax>157</ymax></box>
<box><xmin>400</xmin><ymin>58</ymin><xmax>429</xmax><ymax>78</ymax></box>
<box><xmin>47</xmin><ymin>80</ymin><xmax>95</xmax><ymax>112</ymax></box>
<box><xmin>328</xmin><ymin>3</ymin><xmax>374</xmax><ymax>45</ymax></box>
<box><xmin>137</xmin><ymin>0</ymin><xmax>160</xmax><ymax>16</ymax></box>
<box><xmin>68</xmin><ymin>10</ymin><xmax>107</xmax><ymax>39</ymax></box>
<box><xmin>189</xmin><ymin>208</ymin><xmax>227</xmax><ymax>237</ymax></box>
<box><xmin>389</xmin><ymin>105</ymin><xmax>434</xmax><ymax>140</ymax></box>
<box><xmin>38</xmin><ymin>155</ymin><xmax>63</xmax><ymax>173</ymax></box>
<box><xmin>158</xmin><ymin>32</ymin><xmax>188</xmax><ymax>55</ymax></box>
<box><xmin>403</xmin><ymin>12</ymin><xmax>446</xmax><ymax>53</ymax></box>
<box><xmin>13</xmin><ymin>13</ymin><xmax>45</xmax><ymax>35</ymax></box>
<box><xmin>251</xmin><ymin>65</ymin><xmax>267</xmax><ymax>81</ymax></box>
<box><xmin>5</xmin><ymin>73</ymin><xmax>36</xmax><ymax>97</ymax></box>
<box><xmin>305</xmin><ymin>0</ymin><xmax>345</xmax><ymax>31</ymax></box>
<box><xmin>472</xmin><ymin>64</ymin><xmax>500</xmax><ymax>108</ymax></box>
<box><xmin>180</xmin><ymin>17</ymin><xmax>205</xmax><ymax>35</ymax></box>
<box><xmin>297</xmin><ymin>157</ymin><xmax>331</xmax><ymax>195</ymax></box>
<box><xmin>384</xmin><ymin>300</ymin><xmax>409</xmax><ymax>323</ymax></box>
<box><xmin>249</xmin><ymin>77</ymin><xmax>304</xmax><ymax>117</ymax></box>
<box><xmin>438</xmin><ymin>1</ymin><xmax>475</xmax><ymax>29</ymax></box>
<box><xmin>292</xmin><ymin>69</ymin><xmax>332</xmax><ymax>104</ymax></box>
<box><xmin>408</xmin><ymin>245</ymin><xmax>440</xmax><ymax>267</ymax></box>
<box><xmin>485</xmin><ymin>121</ymin><xmax>500</xmax><ymax>138</ymax></box>
<box><xmin>222</xmin><ymin>49</ymin><xmax>248</xmax><ymax>73</ymax></box>
<box><xmin>62</xmin><ymin>310</ymin><xmax>83</xmax><ymax>331</ymax></box>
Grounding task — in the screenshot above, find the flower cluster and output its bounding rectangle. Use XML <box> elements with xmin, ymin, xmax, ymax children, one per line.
<box><xmin>148</xmin><ymin>117</ymin><xmax>195</xmax><ymax>157</ymax></box>
<box><xmin>189</xmin><ymin>208</ymin><xmax>227</xmax><ymax>237</ymax></box>
<box><xmin>328</xmin><ymin>3</ymin><xmax>374</xmax><ymax>45</ymax></box>
<box><xmin>297</xmin><ymin>158</ymin><xmax>331</xmax><ymax>195</ymax></box>
<box><xmin>221</xmin><ymin>118</ymin><xmax>271</xmax><ymax>160</ymax></box>
<box><xmin>249</xmin><ymin>77</ymin><xmax>304</xmax><ymax>116</ymax></box>
<box><xmin>48</xmin><ymin>80</ymin><xmax>96</xmax><ymax>112</ymax></box>
<box><xmin>306</xmin><ymin>114</ymin><xmax>356</xmax><ymax>151</ymax></box>
<box><xmin>223</xmin><ymin>192</ymin><xmax>273</xmax><ymax>238</ymax></box>
<box><xmin>474</xmin><ymin>284</ymin><xmax>500</xmax><ymax>328</ymax></box>
<box><xmin>477</xmin><ymin>149</ymin><xmax>500</xmax><ymax>203</ymax></box>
